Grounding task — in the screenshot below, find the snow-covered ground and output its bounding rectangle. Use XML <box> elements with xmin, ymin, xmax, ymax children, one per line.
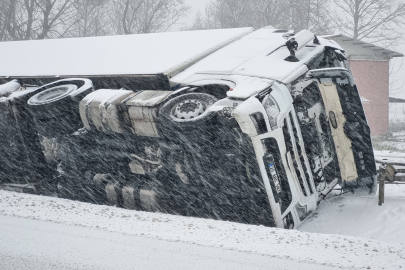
<box><xmin>0</xmin><ymin>189</ymin><xmax>404</xmax><ymax>269</ymax></box>
<box><xmin>374</xmin><ymin>150</ymin><xmax>405</xmax><ymax>165</ymax></box>
<box><xmin>371</xmin><ymin>104</ymin><xmax>405</xmax><ymax>152</ymax></box>
<box><xmin>372</xmin><ymin>130</ymin><xmax>405</xmax><ymax>152</ymax></box>
<box><xmin>390</xmin><ymin>103</ymin><xmax>405</xmax><ymax>123</ymax></box>
<box><xmin>300</xmin><ymin>184</ymin><xmax>405</xmax><ymax>244</ymax></box>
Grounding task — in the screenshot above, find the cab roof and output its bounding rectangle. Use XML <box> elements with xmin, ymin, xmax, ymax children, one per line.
<box><xmin>171</xmin><ymin>28</ymin><xmax>343</xmax><ymax>85</ymax></box>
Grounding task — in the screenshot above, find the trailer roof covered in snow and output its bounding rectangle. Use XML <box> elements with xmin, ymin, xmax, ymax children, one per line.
<box><xmin>0</xmin><ymin>28</ymin><xmax>253</xmax><ymax>78</ymax></box>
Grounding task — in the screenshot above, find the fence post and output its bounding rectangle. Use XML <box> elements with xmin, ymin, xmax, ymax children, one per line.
<box><xmin>378</xmin><ymin>166</ymin><xmax>385</xmax><ymax>206</ymax></box>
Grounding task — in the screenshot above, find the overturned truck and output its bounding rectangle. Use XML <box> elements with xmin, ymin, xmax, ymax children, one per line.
<box><xmin>0</xmin><ymin>27</ymin><xmax>376</xmax><ymax>229</ymax></box>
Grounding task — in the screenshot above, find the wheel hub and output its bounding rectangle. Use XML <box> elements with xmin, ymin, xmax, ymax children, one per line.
<box><xmin>173</xmin><ymin>99</ymin><xmax>205</xmax><ymax>120</ymax></box>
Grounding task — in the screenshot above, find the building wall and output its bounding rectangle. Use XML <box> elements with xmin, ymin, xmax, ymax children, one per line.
<box><xmin>348</xmin><ymin>59</ymin><xmax>389</xmax><ymax>136</ymax></box>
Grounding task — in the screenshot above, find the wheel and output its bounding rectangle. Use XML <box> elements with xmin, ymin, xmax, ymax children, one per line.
<box><xmin>28</xmin><ymin>79</ymin><xmax>93</xmax><ymax>137</ymax></box>
<box><xmin>28</xmin><ymin>84</ymin><xmax>78</xmax><ymax>105</ymax></box>
<box><xmin>159</xmin><ymin>93</ymin><xmax>218</xmax><ymax>135</ymax></box>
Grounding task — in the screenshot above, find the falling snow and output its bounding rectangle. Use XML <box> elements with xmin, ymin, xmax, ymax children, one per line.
<box><xmin>0</xmin><ymin>26</ymin><xmax>403</xmax><ymax>269</ymax></box>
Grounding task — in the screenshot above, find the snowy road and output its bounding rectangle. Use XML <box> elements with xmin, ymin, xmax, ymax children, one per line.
<box><xmin>0</xmin><ymin>190</ymin><xmax>404</xmax><ymax>269</ymax></box>
<box><xmin>0</xmin><ymin>215</ymin><xmax>338</xmax><ymax>270</ymax></box>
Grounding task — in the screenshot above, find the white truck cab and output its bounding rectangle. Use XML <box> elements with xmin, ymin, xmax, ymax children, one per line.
<box><xmin>162</xmin><ymin>28</ymin><xmax>376</xmax><ymax>228</ymax></box>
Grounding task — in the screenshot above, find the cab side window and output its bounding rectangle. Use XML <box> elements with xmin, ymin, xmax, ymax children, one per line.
<box><xmin>308</xmin><ymin>48</ymin><xmax>343</xmax><ymax>70</ymax></box>
<box><xmin>262</xmin><ymin>94</ymin><xmax>280</xmax><ymax>130</ymax></box>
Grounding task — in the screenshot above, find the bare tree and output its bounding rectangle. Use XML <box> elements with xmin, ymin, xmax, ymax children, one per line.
<box><xmin>3</xmin><ymin>0</ymin><xmax>79</xmax><ymax>40</ymax></box>
<box><xmin>4</xmin><ymin>0</ymin><xmax>37</xmax><ymax>40</ymax></box>
<box><xmin>213</xmin><ymin>0</ymin><xmax>255</xmax><ymax>28</ymax></box>
<box><xmin>334</xmin><ymin>0</ymin><xmax>405</xmax><ymax>46</ymax></box>
<box><xmin>0</xmin><ymin>1</ymin><xmax>11</xmax><ymax>41</ymax></box>
<box><xmin>113</xmin><ymin>0</ymin><xmax>143</xmax><ymax>34</ymax></box>
<box><xmin>284</xmin><ymin>0</ymin><xmax>333</xmax><ymax>34</ymax></box>
<box><xmin>389</xmin><ymin>58</ymin><xmax>404</xmax><ymax>95</ymax></box>
<box><xmin>187</xmin><ymin>2</ymin><xmax>223</xmax><ymax>30</ymax></box>
<box><xmin>253</xmin><ymin>0</ymin><xmax>287</xmax><ymax>29</ymax></box>
<box><xmin>188</xmin><ymin>0</ymin><xmax>264</xmax><ymax>30</ymax></box>
<box><xmin>112</xmin><ymin>0</ymin><xmax>190</xmax><ymax>34</ymax></box>
<box><xmin>36</xmin><ymin>0</ymin><xmax>78</xmax><ymax>39</ymax></box>
<box><xmin>69</xmin><ymin>0</ymin><xmax>111</xmax><ymax>37</ymax></box>
<box><xmin>0</xmin><ymin>0</ymin><xmax>191</xmax><ymax>40</ymax></box>
<box><xmin>189</xmin><ymin>0</ymin><xmax>332</xmax><ymax>34</ymax></box>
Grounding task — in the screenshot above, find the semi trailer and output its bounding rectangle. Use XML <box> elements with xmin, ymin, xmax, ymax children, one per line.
<box><xmin>0</xmin><ymin>27</ymin><xmax>376</xmax><ymax>229</ymax></box>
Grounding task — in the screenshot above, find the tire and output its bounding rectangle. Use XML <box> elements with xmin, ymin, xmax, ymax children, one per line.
<box><xmin>28</xmin><ymin>79</ymin><xmax>93</xmax><ymax>137</ymax></box>
<box><xmin>29</xmin><ymin>84</ymin><xmax>78</xmax><ymax>106</ymax></box>
<box><xmin>158</xmin><ymin>93</ymin><xmax>218</xmax><ymax>135</ymax></box>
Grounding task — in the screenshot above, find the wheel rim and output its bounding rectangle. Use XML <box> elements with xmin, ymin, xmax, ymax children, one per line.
<box><xmin>173</xmin><ymin>99</ymin><xmax>205</xmax><ymax>120</ymax></box>
<box><xmin>33</xmin><ymin>84</ymin><xmax>77</xmax><ymax>103</ymax></box>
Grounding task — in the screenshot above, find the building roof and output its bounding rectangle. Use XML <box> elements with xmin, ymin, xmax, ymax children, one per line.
<box><xmin>322</xmin><ymin>34</ymin><xmax>403</xmax><ymax>59</ymax></box>
<box><xmin>0</xmin><ymin>28</ymin><xmax>253</xmax><ymax>78</ymax></box>
<box><xmin>389</xmin><ymin>97</ymin><xmax>405</xmax><ymax>103</ymax></box>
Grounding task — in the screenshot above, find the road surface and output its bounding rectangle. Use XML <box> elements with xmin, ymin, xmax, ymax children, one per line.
<box><xmin>0</xmin><ymin>215</ymin><xmax>337</xmax><ymax>270</ymax></box>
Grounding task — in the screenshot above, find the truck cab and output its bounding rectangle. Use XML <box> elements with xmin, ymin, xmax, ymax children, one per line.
<box><xmin>162</xmin><ymin>28</ymin><xmax>377</xmax><ymax>228</ymax></box>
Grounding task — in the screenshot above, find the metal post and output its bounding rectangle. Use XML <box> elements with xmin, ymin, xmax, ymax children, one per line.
<box><xmin>378</xmin><ymin>166</ymin><xmax>385</xmax><ymax>206</ymax></box>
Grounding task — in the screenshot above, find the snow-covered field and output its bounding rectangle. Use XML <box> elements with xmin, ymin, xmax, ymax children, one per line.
<box><xmin>372</xmin><ymin>130</ymin><xmax>405</xmax><ymax>152</ymax></box>
<box><xmin>0</xmin><ymin>188</ymin><xmax>404</xmax><ymax>269</ymax></box>
<box><xmin>390</xmin><ymin>103</ymin><xmax>405</xmax><ymax>123</ymax></box>
<box><xmin>374</xmin><ymin>151</ymin><xmax>405</xmax><ymax>165</ymax></box>
<box><xmin>371</xmin><ymin>104</ymin><xmax>405</xmax><ymax>152</ymax></box>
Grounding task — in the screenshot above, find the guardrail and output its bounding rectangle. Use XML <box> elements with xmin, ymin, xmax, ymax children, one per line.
<box><xmin>377</xmin><ymin>163</ymin><xmax>405</xmax><ymax>206</ymax></box>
